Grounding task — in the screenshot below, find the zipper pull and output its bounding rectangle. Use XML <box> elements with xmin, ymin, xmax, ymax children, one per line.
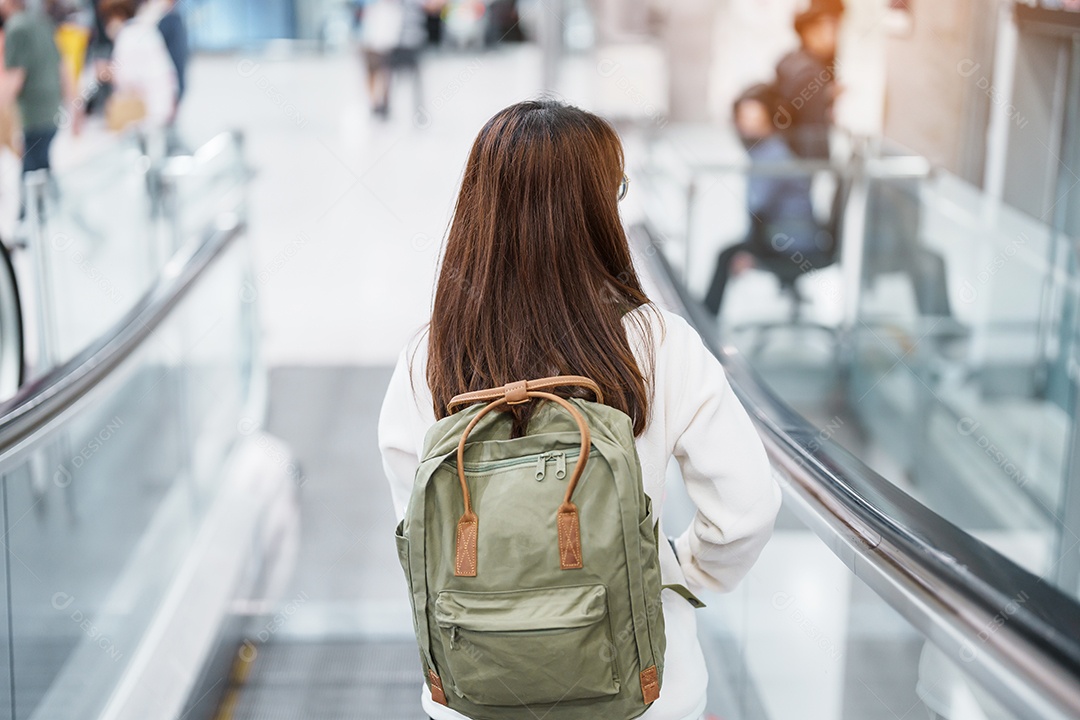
<box><xmin>555</xmin><ymin>452</ymin><xmax>567</xmax><ymax>480</ymax></box>
<box><xmin>535</xmin><ymin>453</ymin><xmax>547</xmax><ymax>481</ymax></box>
<box><xmin>449</xmin><ymin>626</ymin><xmax>459</xmax><ymax>649</ymax></box>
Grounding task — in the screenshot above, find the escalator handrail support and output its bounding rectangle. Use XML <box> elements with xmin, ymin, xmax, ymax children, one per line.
<box><xmin>645</xmin><ymin>151</ymin><xmax>932</xmax><ymax>181</ymax></box>
<box><xmin>629</xmin><ymin>221</ymin><xmax>1080</xmax><ymax>718</ymax></box>
<box><xmin>0</xmin><ymin>214</ymin><xmax>245</xmax><ymax>461</ymax></box>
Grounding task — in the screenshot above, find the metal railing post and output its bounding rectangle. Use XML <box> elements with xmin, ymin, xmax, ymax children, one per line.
<box><xmin>24</xmin><ymin>170</ymin><xmax>59</xmax><ymax>372</ymax></box>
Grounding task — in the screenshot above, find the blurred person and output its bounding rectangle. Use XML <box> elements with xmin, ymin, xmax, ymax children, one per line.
<box><xmin>774</xmin><ymin>5</ymin><xmax>843</xmax><ymax>158</ymax></box>
<box><xmin>704</xmin><ymin>84</ymin><xmax>831</xmax><ymax>317</ymax></box>
<box><xmin>442</xmin><ymin>0</ymin><xmax>485</xmax><ymax>49</ymax></box>
<box><xmin>0</xmin><ymin>13</ymin><xmax>26</xmax><ymax>240</ymax></box>
<box><xmin>380</xmin><ymin>99</ymin><xmax>780</xmax><ymax>720</ymax></box>
<box><xmin>0</xmin><ymin>0</ymin><xmax>62</xmax><ymax>175</ymax></box>
<box><xmin>53</xmin><ymin>9</ymin><xmax>90</xmax><ymax>103</ymax></box>
<box><xmin>485</xmin><ymin>0</ymin><xmax>524</xmax><ymax>45</ymax></box>
<box><xmin>809</xmin><ymin>0</ymin><xmax>845</xmax><ymax>14</ymax></box>
<box><xmin>0</xmin><ymin>15</ymin><xmax>21</xmax><ymax>159</ymax></box>
<box><xmin>864</xmin><ymin>178</ymin><xmax>956</xmax><ymax>322</ymax></box>
<box><xmin>422</xmin><ymin>0</ymin><xmax>446</xmax><ymax>46</ymax></box>
<box><xmin>49</xmin><ymin>0</ymin><xmax>90</xmax><ymax>134</ymax></box>
<box><xmin>80</xmin><ymin>0</ymin><xmax>113</xmax><ymax>116</ymax></box>
<box><xmin>359</xmin><ymin>0</ymin><xmax>425</xmax><ymax>119</ymax></box>
<box><xmin>142</xmin><ymin>0</ymin><xmax>187</xmax><ymax>151</ymax></box>
<box><xmin>149</xmin><ymin>0</ymin><xmax>187</xmax><ymax>104</ymax></box>
<box><xmin>97</xmin><ymin>0</ymin><xmax>176</xmax><ymax>132</ymax></box>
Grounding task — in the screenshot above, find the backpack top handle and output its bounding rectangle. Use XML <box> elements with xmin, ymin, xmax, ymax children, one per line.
<box><xmin>449</xmin><ymin>377</ymin><xmax>598</xmax><ymax>577</ymax></box>
<box><xmin>446</xmin><ymin>375</ymin><xmax>603</xmax><ymax>413</ymax></box>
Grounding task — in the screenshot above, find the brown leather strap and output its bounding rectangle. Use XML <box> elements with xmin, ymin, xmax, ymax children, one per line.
<box><xmin>640</xmin><ymin>665</ymin><xmax>660</xmax><ymax>704</ymax></box>
<box><xmin>447</xmin><ymin>375</ymin><xmax>603</xmax><ymax>414</ymax></box>
<box><xmin>453</xmin><ymin>390</ymin><xmax>592</xmax><ymax>576</ymax></box>
<box><xmin>428</xmin><ymin>671</ymin><xmax>448</xmax><ymax>705</ymax></box>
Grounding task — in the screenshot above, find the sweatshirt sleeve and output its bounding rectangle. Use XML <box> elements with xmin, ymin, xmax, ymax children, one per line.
<box><xmin>661</xmin><ymin>313</ymin><xmax>781</xmax><ymax>593</ymax></box>
<box><xmin>377</xmin><ymin>338</ymin><xmax>434</xmax><ymax>521</ymax></box>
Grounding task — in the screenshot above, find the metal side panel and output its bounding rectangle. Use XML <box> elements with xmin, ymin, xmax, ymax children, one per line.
<box><xmin>90</xmin><ymin>432</ymin><xmax>298</xmax><ymax>720</ymax></box>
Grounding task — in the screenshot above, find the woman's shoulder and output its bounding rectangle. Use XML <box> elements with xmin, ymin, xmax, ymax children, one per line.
<box><xmin>624</xmin><ymin>303</ymin><xmax>724</xmax><ymax>389</ymax></box>
<box><xmin>623</xmin><ymin>302</ymin><xmax>704</xmax><ymax>351</ymax></box>
<box><xmin>384</xmin><ymin>327</ymin><xmax>435</xmax><ymax>425</ymax></box>
<box><xmin>394</xmin><ymin>326</ymin><xmax>429</xmax><ymax>371</ymax></box>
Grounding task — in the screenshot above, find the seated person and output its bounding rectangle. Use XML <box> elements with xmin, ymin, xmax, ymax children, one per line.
<box><xmin>704</xmin><ymin>84</ymin><xmax>833</xmax><ymax>317</ymax></box>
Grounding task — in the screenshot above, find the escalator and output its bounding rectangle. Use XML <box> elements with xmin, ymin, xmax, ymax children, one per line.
<box><xmin>211</xmin><ymin>216</ymin><xmax>1080</xmax><ymax>719</ymax></box>
<box><xmin>630</xmin><ymin>220</ymin><xmax>1080</xmax><ymax>719</ymax></box>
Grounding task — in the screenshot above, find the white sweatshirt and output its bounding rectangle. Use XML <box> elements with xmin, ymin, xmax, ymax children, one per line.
<box><xmin>110</xmin><ymin>16</ymin><xmax>177</xmax><ymax>129</ymax></box>
<box><xmin>377</xmin><ymin>305</ymin><xmax>781</xmax><ymax>720</ymax></box>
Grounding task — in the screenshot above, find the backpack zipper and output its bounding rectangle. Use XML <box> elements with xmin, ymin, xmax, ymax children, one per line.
<box><xmin>535</xmin><ymin>450</ymin><xmax>576</xmax><ymax>481</ymax></box>
<box><xmin>453</xmin><ymin>449</ymin><xmax>582</xmax><ymax>480</ymax></box>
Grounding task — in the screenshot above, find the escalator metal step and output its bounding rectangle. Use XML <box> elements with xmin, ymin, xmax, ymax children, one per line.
<box><xmin>216</xmin><ymin>640</ymin><xmax>426</xmax><ymax>720</ymax></box>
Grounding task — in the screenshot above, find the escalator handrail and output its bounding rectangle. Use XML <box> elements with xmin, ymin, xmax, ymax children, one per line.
<box><xmin>0</xmin><ymin>234</ymin><xmax>24</xmax><ymax>395</ymax></box>
<box><xmin>630</xmin><ymin>222</ymin><xmax>1080</xmax><ymax>716</ymax></box>
<box><xmin>0</xmin><ymin>214</ymin><xmax>244</xmax><ymax>460</ymax></box>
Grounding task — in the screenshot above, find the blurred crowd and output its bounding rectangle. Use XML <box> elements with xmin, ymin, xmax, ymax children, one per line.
<box><xmin>354</xmin><ymin>0</ymin><xmax>524</xmax><ymax>118</ymax></box>
<box><xmin>0</xmin><ymin>0</ymin><xmax>188</xmax><ymax>184</ymax></box>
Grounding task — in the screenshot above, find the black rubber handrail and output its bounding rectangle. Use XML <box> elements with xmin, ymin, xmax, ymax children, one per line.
<box><xmin>0</xmin><ymin>214</ymin><xmax>244</xmax><ymax>460</ymax></box>
<box><xmin>630</xmin><ymin>221</ymin><xmax>1080</xmax><ymax>717</ymax></box>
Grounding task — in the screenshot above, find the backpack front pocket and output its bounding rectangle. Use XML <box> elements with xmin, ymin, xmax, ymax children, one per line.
<box><xmin>434</xmin><ymin>584</ymin><xmax>620</xmax><ymax>706</ymax></box>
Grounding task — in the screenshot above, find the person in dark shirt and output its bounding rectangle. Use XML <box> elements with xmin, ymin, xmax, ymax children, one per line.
<box><xmin>156</xmin><ymin>0</ymin><xmax>188</xmax><ymax>102</ymax></box>
<box><xmin>774</xmin><ymin>6</ymin><xmax>842</xmax><ymax>158</ymax></box>
<box><xmin>704</xmin><ymin>84</ymin><xmax>829</xmax><ymax>317</ymax></box>
<box><xmin>0</xmin><ymin>0</ymin><xmax>62</xmax><ymax>174</ymax></box>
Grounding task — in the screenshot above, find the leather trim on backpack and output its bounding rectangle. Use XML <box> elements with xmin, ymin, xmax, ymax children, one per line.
<box><xmin>455</xmin><ymin>512</ymin><xmax>478</xmax><ymax>577</ymax></box>
<box><xmin>557</xmin><ymin>503</ymin><xmax>583</xmax><ymax>569</ymax></box>
<box><xmin>447</xmin><ymin>375</ymin><xmax>604</xmax><ymax>413</ymax></box>
<box><xmin>640</xmin><ymin>665</ymin><xmax>660</xmax><ymax>704</ymax></box>
<box><xmin>428</xmin><ymin>670</ymin><xmax>449</xmax><ymax>705</ymax></box>
<box><xmin>452</xmin><ymin>387</ymin><xmax>594</xmax><ymax>577</ymax></box>
<box><xmin>504</xmin><ymin>379</ymin><xmax>529</xmax><ymax>405</ymax></box>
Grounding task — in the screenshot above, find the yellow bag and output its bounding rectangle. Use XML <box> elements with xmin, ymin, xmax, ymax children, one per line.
<box><xmin>105</xmin><ymin>93</ymin><xmax>147</xmax><ymax>132</ymax></box>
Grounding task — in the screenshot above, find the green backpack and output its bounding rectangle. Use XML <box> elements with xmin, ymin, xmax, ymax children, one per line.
<box><xmin>395</xmin><ymin>376</ymin><xmax>701</xmax><ymax>720</ymax></box>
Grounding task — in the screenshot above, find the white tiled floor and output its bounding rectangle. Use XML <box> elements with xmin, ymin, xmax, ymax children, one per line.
<box><xmin>176</xmin><ymin>46</ymin><xmax>552</xmax><ymax>366</ymax></box>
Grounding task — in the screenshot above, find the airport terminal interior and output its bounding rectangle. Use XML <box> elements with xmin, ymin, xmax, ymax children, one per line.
<box><xmin>0</xmin><ymin>0</ymin><xmax>1076</xmax><ymax>718</ymax></box>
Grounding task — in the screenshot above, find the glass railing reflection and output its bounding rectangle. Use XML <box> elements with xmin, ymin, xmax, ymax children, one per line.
<box><xmin>851</xmin><ymin>170</ymin><xmax>1078</xmax><ymax>600</ymax></box>
<box><xmin>701</xmin><ymin>506</ymin><xmax>1022</xmax><ymax>720</ymax></box>
<box><xmin>639</xmin><ymin>210</ymin><xmax>1080</xmax><ymax>720</ymax></box>
<box><xmin>639</xmin><ymin>128</ymin><xmax>1080</xmax><ymax>603</ymax></box>
<box><xmin>22</xmin><ymin>139</ymin><xmax>160</xmax><ymax>371</ymax></box>
<box><xmin>18</xmin><ymin>131</ymin><xmax>249</xmax><ymax>379</ymax></box>
<box><xmin>0</xmin><ymin>133</ymin><xmax>264</xmax><ymax>720</ymax></box>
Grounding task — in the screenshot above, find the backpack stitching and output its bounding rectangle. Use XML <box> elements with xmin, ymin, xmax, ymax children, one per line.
<box><xmin>558</xmin><ymin>511</ymin><xmax>583</xmax><ymax>569</ymax></box>
<box><xmin>456</xmin><ymin>519</ymin><xmax>478</xmax><ymax>575</ymax></box>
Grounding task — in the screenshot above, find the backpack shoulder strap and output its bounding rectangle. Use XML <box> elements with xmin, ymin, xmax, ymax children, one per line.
<box><xmin>447</xmin><ymin>375</ymin><xmax>603</xmax><ymax>414</ymax></box>
<box><xmin>663</xmin><ymin>583</ymin><xmax>706</xmax><ymax>609</ymax></box>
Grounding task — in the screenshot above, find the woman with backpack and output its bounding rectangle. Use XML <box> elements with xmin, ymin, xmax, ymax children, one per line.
<box><xmin>378</xmin><ymin>99</ymin><xmax>780</xmax><ymax>720</ymax></box>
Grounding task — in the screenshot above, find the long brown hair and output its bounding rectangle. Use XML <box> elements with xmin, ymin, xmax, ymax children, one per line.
<box><xmin>426</xmin><ymin>99</ymin><xmax>657</xmax><ymax>436</ymax></box>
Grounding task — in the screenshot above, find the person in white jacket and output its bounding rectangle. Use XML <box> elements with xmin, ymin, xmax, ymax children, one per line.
<box><xmin>378</xmin><ymin>99</ymin><xmax>781</xmax><ymax>720</ymax></box>
<box><xmin>98</xmin><ymin>0</ymin><xmax>176</xmax><ymax>130</ymax></box>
